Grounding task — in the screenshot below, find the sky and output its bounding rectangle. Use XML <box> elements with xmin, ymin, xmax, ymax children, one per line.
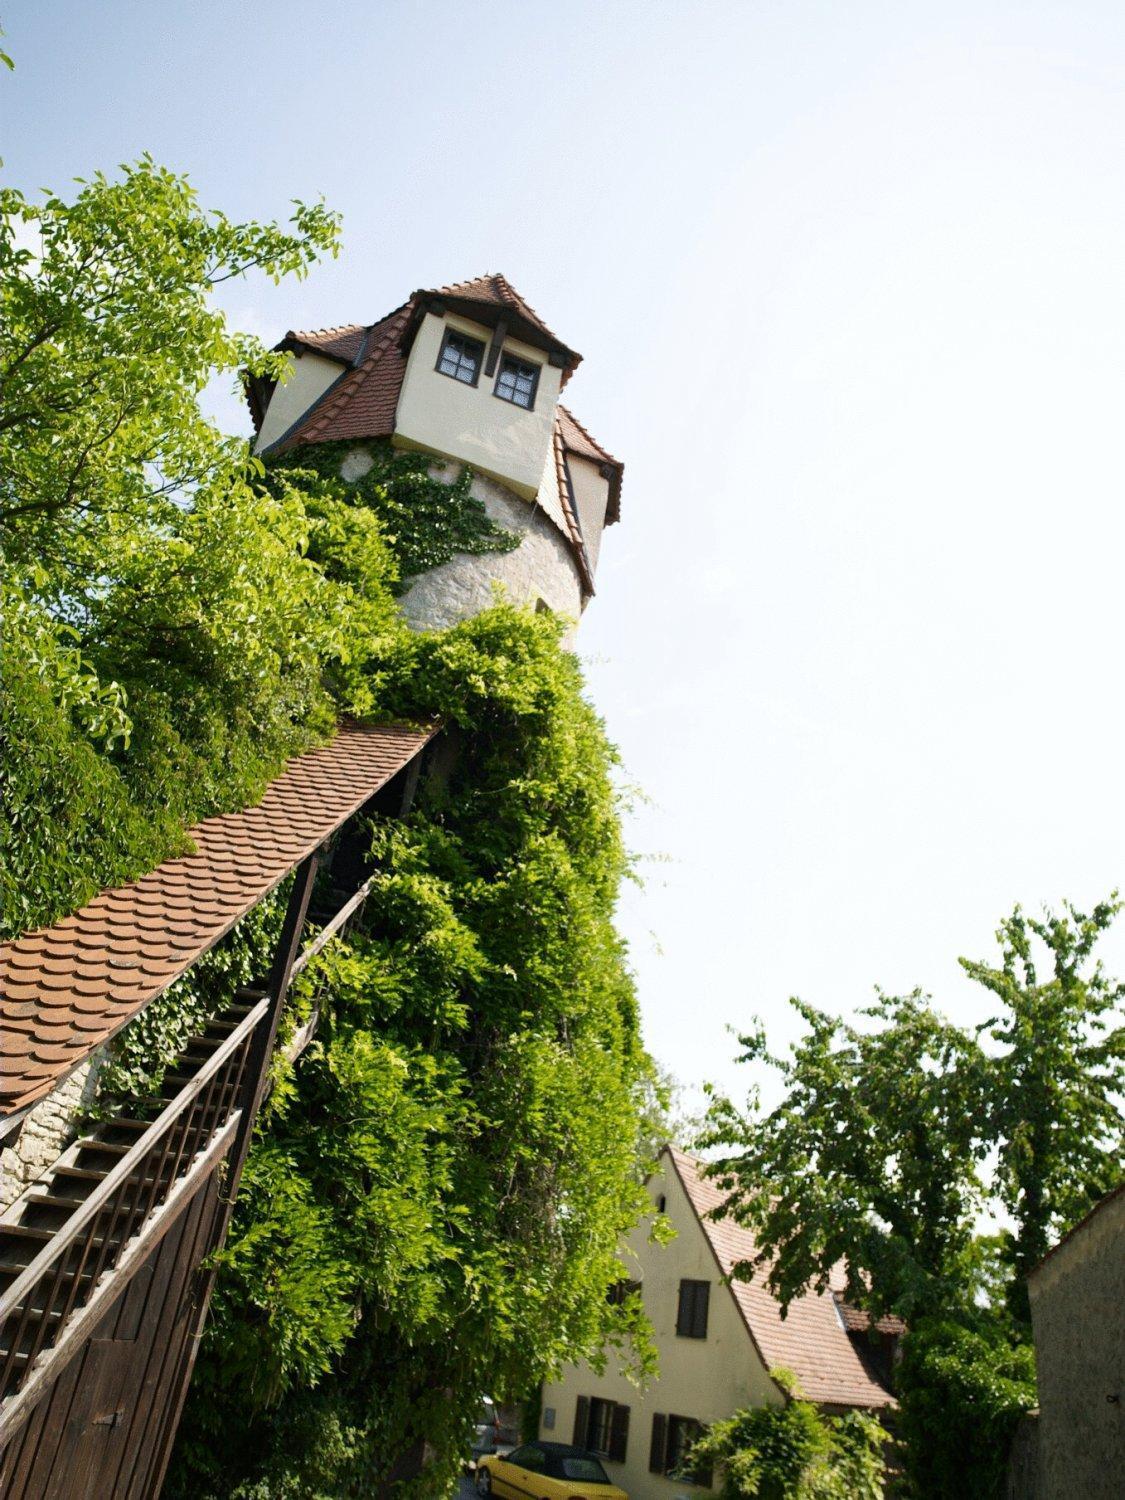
<box><xmin>6</xmin><ymin>0</ymin><xmax>1125</xmax><ymax>1110</ymax></box>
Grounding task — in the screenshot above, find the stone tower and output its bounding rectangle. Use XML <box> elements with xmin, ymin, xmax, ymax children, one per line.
<box><xmin>246</xmin><ymin>274</ymin><xmax>623</xmax><ymax>630</ymax></box>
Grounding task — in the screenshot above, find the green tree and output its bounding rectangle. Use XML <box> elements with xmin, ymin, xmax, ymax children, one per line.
<box><xmin>963</xmin><ymin>897</ymin><xmax>1125</xmax><ymax>1309</ymax></box>
<box><xmin>702</xmin><ymin>993</ymin><xmax>988</xmax><ymax>1323</ymax></box>
<box><xmin>167</xmin><ymin>608</ymin><xmax>657</xmax><ymax>1497</ymax></box>
<box><xmin>0</xmin><ymin>162</ymin><xmax>391</xmax><ymax>932</ymax></box>
<box><xmin>702</xmin><ymin>900</ymin><xmax>1125</xmax><ymax>1327</ymax></box>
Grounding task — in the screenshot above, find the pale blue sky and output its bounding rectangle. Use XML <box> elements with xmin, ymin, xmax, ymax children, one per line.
<box><xmin>7</xmin><ymin>1</ymin><xmax>1125</xmax><ymax>1105</ymax></box>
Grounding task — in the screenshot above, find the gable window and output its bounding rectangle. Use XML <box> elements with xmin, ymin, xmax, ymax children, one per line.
<box><xmin>436</xmin><ymin>328</ymin><xmax>484</xmax><ymax>386</ymax></box>
<box><xmin>493</xmin><ymin>352</ymin><xmax>540</xmax><ymax>410</ymax></box>
<box><xmin>676</xmin><ymin>1278</ymin><xmax>710</xmax><ymax>1339</ymax></box>
<box><xmin>607</xmin><ymin>1277</ymin><xmax>642</xmax><ymax>1307</ymax></box>
<box><xmin>573</xmin><ymin>1395</ymin><xmax>630</xmax><ymax>1462</ymax></box>
<box><xmin>649</xmin><ymin>1412</ymin><xmax>712</xmax><ymax>1487</ymax></box>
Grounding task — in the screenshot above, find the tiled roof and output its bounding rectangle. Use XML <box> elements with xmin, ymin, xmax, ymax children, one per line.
<box><xmin>272</xmin><ymin>303</ymin><xmax>413</xmax><ymax>452</ymax></box>
<box><xmin>667</xmin><ymin>1147</ymin><xmax>895</xmax><ymax>1409</ymax></box>
<box><xmin>557</xmin><ymin>405</ymin><xmax>623</xmax><ymax>525</ymax></box>
<box><xmin>425</xmin><ymin>273</ymin><xmax>578</xmax><ymax>365</ymax></box>
<box><xmin>0</xmin><ymin>723</ymin><xmax>435</xmax><ymax>1115</ymax></box>
<box><xmin>286</xmin><ymin>323</ymin><xmax>369</xmax><ymax>365</ymax></box>
<box><xmin>550</xmin><ymin>422</ymin><xmax>595</xmax><ymax>595</ymax></box>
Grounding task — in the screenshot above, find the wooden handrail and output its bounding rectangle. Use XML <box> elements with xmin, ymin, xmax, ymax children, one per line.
<box><xmin>290</xmin><ymin>873</ymin><xmax>376</xmax><ymax>978</ymax></box>
<box><xmin>0</xmin><ymin>996</ymin><xmax>268</xmax><ymax>1326</ymax></box>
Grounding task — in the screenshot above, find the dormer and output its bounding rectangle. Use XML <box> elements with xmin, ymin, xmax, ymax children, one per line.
<box><xmin>393</xmin><ymin>276</ymin><xmax>581</xmax><ymax>500</ymax></box>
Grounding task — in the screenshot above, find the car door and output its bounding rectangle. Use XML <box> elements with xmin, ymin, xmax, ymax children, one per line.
<box><xmin>494</xmin><ymin>1444</ymin><xmax>540</xmax><ymax>1499</ymax></box>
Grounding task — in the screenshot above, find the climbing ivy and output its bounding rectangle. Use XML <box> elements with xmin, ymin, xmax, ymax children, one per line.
<box><xmin>264</xmin><ymin>439</ymin><xmax>518</xmax><ymax>589</ymax></box>
<box><xmin>166</xmin><ymin>607</ymin><xmax>656</xmax><ymax>1497</ymax></box>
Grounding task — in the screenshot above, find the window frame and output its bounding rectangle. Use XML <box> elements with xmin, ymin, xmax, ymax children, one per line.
<box><xmin>676</xmin><ymin>1278</ymin><xmax>711</xmax><ymax>1339</ymax></box>
<box><xmin>649</xmin><ymin>1412</ymin><xmax>712</xmax><ymax>1488</ymax></box>
<box><xmin>492</xmin><ymin>350</ymin><xmax>541</xmax><ymax>411</ymax></box>
<box><xmin>435</xmin><ymin>326</ymin><xmax>485</xmax><ymax>388</ymax></box>
<box><xmin>575</xmin><ymin>1394</ymin><xmax>630</xmax><ymax>1463</ymax></box>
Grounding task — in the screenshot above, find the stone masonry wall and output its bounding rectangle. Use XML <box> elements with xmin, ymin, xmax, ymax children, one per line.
<box><xmin>394</xmin><ymin>467</ymin><xmax>585</xmax><ymax>631</ymax></box>
<box><xmin>1028</xmin><ymin>1189</ymin><xmax>1125</xmax><ymax>1499</ymax></box>
<box><xmin>0</xmin><ymin>1050</ymin><xmax>105</xmax><ymax>1212</ymax></box>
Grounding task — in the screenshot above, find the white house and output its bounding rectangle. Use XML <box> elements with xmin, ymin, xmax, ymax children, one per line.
<box><xmin>539</xmin><ymin>1147</ymin><xmax>896</xmax><ymax>1499</ymax></box>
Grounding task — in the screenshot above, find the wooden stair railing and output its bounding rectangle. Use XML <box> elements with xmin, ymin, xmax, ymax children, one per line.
<box><xmin>0</xmin><ymin>850</ymin><xmax>381</xmax><ymax>1421</ymax></box>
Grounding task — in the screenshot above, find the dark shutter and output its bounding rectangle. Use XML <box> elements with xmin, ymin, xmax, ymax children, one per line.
<box><xmin>609</xmin><ymin>1403</ymin><xmax>630</xmax><ymax>1463</ymax></box>
<box><xmin>573</xmin><ymin>1395</ymin><xmax>590</xmax><ymax>1449</ymax></box>
<box><xmin>676</xmin><ymin>1281</ymin><xmax>690</xmax><ymax>1335</ymax></box>
<box><xmin>693</xmin><ymin>1280</ymin><xmax>710</xmax><ymax>1337</ymax></box>
<box><xmin>649</xmin><ymin>1412</ymin><xmax>668</xmax><ymax>1474</ymax></box>
<box><xmin>677</xmin><ymin>1279</ymin><xmax>710</xmax><ymax>1338</ymax></box>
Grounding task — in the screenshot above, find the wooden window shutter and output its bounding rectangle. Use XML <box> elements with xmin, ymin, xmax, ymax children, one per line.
<box><xmin>677</xmin><ymin>1279</ymin><xmax>710</xmax><ymax>1337</ymax></box>
<box><xmin>573</xmin><ymin>1395</ymin><xmax>590</xmax><ymax>1449</ymax></box>
<box><xmin>676</xmin><ymin>1281</ymin><xmax>691</xmax><ymax>1335</ymax></box>
<box><xmin>609</xmin><ymin>1402</ymin><xmax>630</xmax><ymax>1463</ymax></box>
<box><xmin>649</xmin><ymin>1412</ymin><xmax>668</xmax><ymax>1474</ymax></box>
<box><xmin>694</xmin><ymin>1279</ymin><xmax>710</xmax><ymax>1337</ymax></box>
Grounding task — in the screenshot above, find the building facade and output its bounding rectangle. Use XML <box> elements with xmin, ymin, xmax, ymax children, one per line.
<box><xmin>540</xmin><ymin>1147</ymin><xmax>894</xmax><ymax>1500</ymax></box>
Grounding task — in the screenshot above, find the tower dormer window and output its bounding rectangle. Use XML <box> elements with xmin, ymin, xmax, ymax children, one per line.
<box><xmin>436</xmin><ymin>328</ymin><xmax>484</xmax><ymax>385</ymax></box>
<box><xmin>494</xmin><ymin>353</ymin><xmax>540</xmax><ymax>410</ymax></box>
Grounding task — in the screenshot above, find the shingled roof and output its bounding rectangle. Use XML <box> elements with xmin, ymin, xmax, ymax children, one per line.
<box><xmin>249</xmin><ymin>277</ymin><xmax>622</xmax><ymax>588</ymax></box>
<box><xmin>666</xmin><ymin>1147</ymin><xmax>895</xmax><ymax>1409</ymax></box>
<box><xmin>0</xmin><ymin>723</ymin><xmax>435</xmax><ymax>1115</ymax></box>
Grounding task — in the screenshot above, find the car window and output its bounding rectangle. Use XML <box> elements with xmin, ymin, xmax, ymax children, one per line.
<box><xmin>559</xmin><ymin>1456</ymin><xmax>611</xmax><ymax>1482</ymax></box>
<box><xmin>506</xmin><ymin>1445</ymin><xmax>544</xmax><ymax>1471</ymax></box>
<box><xmin>514</xmin><ymin>1445</ymin><xmax>545</xmax><ymax>1472</ymax></box>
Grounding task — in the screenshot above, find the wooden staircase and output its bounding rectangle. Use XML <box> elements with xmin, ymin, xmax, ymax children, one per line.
<box><xmin>0</xmin><ymin>987</ymin><xmax>265</xmax><ymax>1386</ymax></box>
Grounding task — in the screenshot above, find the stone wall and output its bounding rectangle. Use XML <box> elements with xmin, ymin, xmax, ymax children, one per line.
<box><xmin>0</xmin><ymin>1051</ymin><xmax>104</xmax><ymax>1212</ymax></box>
<box><xmin>394</xmin><ymin>468</ymin><xmax>585</xmax><ymax>631</ymax></box>
<box><xmin>1027</xmin><ymin>1186</ymin><xmax>1125</xmax><ymax>1499</ymax></box>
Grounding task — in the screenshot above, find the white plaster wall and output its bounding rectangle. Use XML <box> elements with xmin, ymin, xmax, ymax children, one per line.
<box><xmin>394</xmin><ymin>468</ymin><xmax>584</xmax><ymax>631</ymax></box>
<box><xmin>566</xmin><ymin>453</ymin><xmax>611</xmax><ymax>575</ymax></box>
<box><xmin>394</xmin><ymin>311</ymin><xmax>561</xmax><ymax>498</ymax></box>
<box><xmin>540</xmin><ymin>1155</ymin><xmax>779</xmax><ymax>1500</ymax></box>
<box><xmin>255</xmin><ymin>351</ymin><xmax>343</xmax><ymax>454</ymax></box>
<box><xmin>0</xmin><ymin>1051</ymin><xmax>104</xmax><ymax>1211</ymax></box>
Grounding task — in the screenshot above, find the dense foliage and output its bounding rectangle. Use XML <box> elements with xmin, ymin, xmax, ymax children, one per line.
<box><xmin>689</xmin><ymin>1369</ymin><xmax>887</xmax><ymax>1500</ymax></box>
<box><xmin>266</xmin><ymin>439</ymin><xmax>518</xmax><ymax>587</ymax></box>
<box><xmin>2</xmin><ymin>163</ymin><xmax>654</xmax><ymax>1494</ymax></box>
<box><xmin>169</xmin><ymin>611</ymin><xmax>655</xmax><ymax>1497</ymax></box>
<box><xmin>894</xmin><ymin>1323</ymin><xmax>1036</xmax><ymax>1500</ymax></box>
<box><xmin>0</xmin><ymin>160</ymin><xmax>350</xmax><ymax>931</ymax></box>
<box><xmin>702</xmin><ymin>900</ymin><xmax>1125</xmax><ymax>1495</ymax></box>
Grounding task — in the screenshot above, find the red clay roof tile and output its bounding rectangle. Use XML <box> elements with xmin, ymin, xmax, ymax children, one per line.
<box><xmin>0</xmin><ymin>723</ymin><xmax>434</xmax><ymax>1115</ymax></box>
<box><xmin>667</xmin><ymin>1147</ymin><xmax>895</xmax><ymax>1409</ymax></box>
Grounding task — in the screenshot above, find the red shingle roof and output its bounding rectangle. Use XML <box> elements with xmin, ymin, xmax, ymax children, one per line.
<box><xmin>0</xmin><ymin>723</ymin><xmax>434</xmax><ymax>1115</ymax></box>
<box><xmin>275</xmin><ymin>303</ymin><xmax>413</xmax><ymax>451</ymax></box>
<box><xmin>557</xmin><ymin>405</ymin><xmax>623</xmax><ymax>525</ymax></box>
<box><xmin>286</xmin><ymin>323</ymin><xmax>369</xmax><ymax>365</ymax></box>
<box><xmin>426</xmin><ymin>273</ymin><xmax>576</xmax><ymax>362</ymax></box>
<box><xmin>667</xmin><ymin>1147</ymin><xmax>895</xmax><ymax>1409</ymax></box>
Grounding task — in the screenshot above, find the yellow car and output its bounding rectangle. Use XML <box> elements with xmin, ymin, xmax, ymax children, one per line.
<box><xmin>475</xmin><ymin>1441</ymin><xmax>628</xmax><ymax>1499</ymax></box>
